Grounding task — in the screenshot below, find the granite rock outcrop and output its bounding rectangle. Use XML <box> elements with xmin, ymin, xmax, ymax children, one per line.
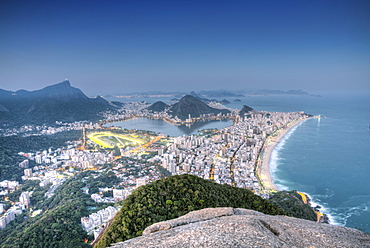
<box><xmin>109</xmin><ymin>207</ymin><xmax>370</xmax><ymax>248</ymax></box>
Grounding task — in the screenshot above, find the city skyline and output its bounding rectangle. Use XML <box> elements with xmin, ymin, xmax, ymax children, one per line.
<box><xmin>1</xmin><ymin>0</ymin><xmax>369</xmax><ymax>96</ymax></box>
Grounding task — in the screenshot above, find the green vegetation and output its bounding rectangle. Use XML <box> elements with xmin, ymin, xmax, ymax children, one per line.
<box><xmin>0</xmin><ymin>131</ymin><xmax>81</xmax><ymax>181</ymax></box>
<box><xmin>6</xmin><ymin>180</ymin><xmax>48</xmax><ymax>205</ymax></box>
<box><xmin>0</xmin><ymin>171</ymin><xmax>114</xmax><ymax>248</ymax></box>
<box><xmin>0</xmin><ymin>165</ymin><xmax>24</xmax><ymax>182</ymax></box>
<box><xmin>147</xmin><ymin>101</ymin><xmax>169</xmax><ymax>112</ymax></box>
<box><xmin>1</xmin><ymin>201</ymin><xmax>91</xmax><ymax>248</ymax></box>
<box><xmin>88</xmin><ymin>171</ymin><xmax>120</xmax><ymax>194</ymax></box>
<box><xmin>113</xmin><ymin>157</ymin><xmax>170</xmax><ymax>182</ymax></box>
<box><xmin>268</xmin><ymin>190</ymin><xmax>317</xmax><ymax>221</ymax></box>
<box><xmin>198</xmin><ymin>128</ymin><xmax>220</xmax><ymax>137</ymax></box>
<box><xmin>95</xmin><ymin>174</ymin><xmax>287</xmax><ymax>248</ymax></box>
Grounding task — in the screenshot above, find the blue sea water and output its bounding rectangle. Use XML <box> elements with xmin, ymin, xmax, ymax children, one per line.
<box><xmin>108</xmin><ymin>94</ymin><xmax>370</xmax><ymax>233</ymax></box>
<box><xmin>243</xmin><ymin>94</ymin><xmax>370</xmax><ymax>233</ymax></box>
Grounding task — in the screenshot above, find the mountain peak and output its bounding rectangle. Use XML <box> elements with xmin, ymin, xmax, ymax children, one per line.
<box><xmin>34</xmin><ymin>80</ymin><xmax>88</xmax><ymax>101</ymax></box>
<box><xmin>57</xmin><ymin>80</ymin><xmax>72</xmax><ymax>89</ymax></box>
<box><xmin>147</xmin><ymin>101</ymin><xmax>169</xmax><ymax>112</ymax></box>
<box><xmin>60</xmin><ymin>80</ymin><xmax>71</xmax><ymax>86</ymax></box>
<box><xmin>43</xmin><ymin>80</ymin><xmax>72</xmax><ymax>91</ymax></box>
<box><xmin>169</xmin><ymin>95</ymin><xmax>230</xmax><ymax>120</ymax></box>
<box><xmin>239</xmin><ymin>105</ymin><xmax>254</xmax><ymax>117</ymax></box>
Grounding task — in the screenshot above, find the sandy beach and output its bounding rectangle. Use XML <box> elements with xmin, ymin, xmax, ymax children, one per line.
<box><xmin>258</xmin><ymin>117</ymin><xmax>311</xmax><ymax>192</ymax></box>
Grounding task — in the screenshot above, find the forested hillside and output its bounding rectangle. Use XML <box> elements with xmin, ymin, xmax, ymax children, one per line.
<box><xmin>95</xmin><ymin>174</ymin><xmax>287</xmax><ymax>248</ymax></box>
<box><xmin>269</xmin><ymin>190</ymin><xmax>317</xmax><ymax>221</ymax></box>
<box><xmin>0</xmin><ymin>171</ymin><xmax>118</xmax><ymax>248</ymax></box>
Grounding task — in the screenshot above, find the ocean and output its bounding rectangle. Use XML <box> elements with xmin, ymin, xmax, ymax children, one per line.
<box><xmin>107</xmin><ymin>93</ymin><xmax>370</xmax><ymax>233</ymax></box>
<box><xmin>266</xmin><ymin>94</ymin><xmax>370</xmax><ymax>233</ymax></box>
<box><xmin>229</xmin><ymin>94</ymin><xmax>370</xmax><ymax>233</ymax></box>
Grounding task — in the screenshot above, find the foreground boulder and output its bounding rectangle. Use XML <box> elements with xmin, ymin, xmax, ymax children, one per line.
<box><xmin>110</xmin><ymin>207</ymin><xmax>370</xmax><ymax>248</ymax></box>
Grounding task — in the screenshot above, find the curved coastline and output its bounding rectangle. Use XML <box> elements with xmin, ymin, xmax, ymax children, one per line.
<box><xmin>258</xmin><ymin>117</ymin><xmax>331</xmax><ymax>224</ymax></box>
<box><xmin>258</xmin><ymin>117</ymin><xmax>311</xmax><ymax>192</ymax></box>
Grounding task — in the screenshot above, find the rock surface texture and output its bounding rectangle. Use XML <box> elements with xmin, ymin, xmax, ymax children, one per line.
<box><xmin>109</xmin><ymin>207</ymin><xmax>370</xmax><ymax>248</ymax></box>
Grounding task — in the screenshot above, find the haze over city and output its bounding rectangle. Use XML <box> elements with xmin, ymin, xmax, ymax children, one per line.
<box><xmin>1</xmin><ymin>0</ymin><xmax>369</xmax><ymax>96</ymax></box>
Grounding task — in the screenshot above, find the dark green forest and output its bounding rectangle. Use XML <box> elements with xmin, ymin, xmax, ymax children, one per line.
<box><xmin>269</xmin><ymin>190</ymin><xmax>317</xmax><ymax>221</ymax></box>
<box><xmin>0</xmin><ymin>171</ymin><xmax>117</xmax><ymax>248</ymax></box>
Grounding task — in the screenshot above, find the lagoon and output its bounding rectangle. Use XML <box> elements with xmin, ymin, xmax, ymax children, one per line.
<box><xmin>104</xmin><ymin>118</ymin><xmax>233</xmax><ymax>137</ymax></box>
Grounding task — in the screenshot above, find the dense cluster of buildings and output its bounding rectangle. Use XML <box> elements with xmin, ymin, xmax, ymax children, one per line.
<box><xmin>0</xmin><ymin>121</ymin><xmax>99</xmax><ymax>137</ymax></box>
<box><xmin>0</xmin><ymin>180</ymin><xmax>22</xmax><ymax>229</ymax></box>
<box><xmin>0</xmin><ymin>192</ymin><xmax>30</xmax><ymax>229</ymax></box>
<box><xmin>150</xmin><ymin>111</ymin><xmax>307</xmax><ymax>196</ymax></box>
<box><xmin>102</xmin><ymin>102</ymin><xmax>308</xmax><ymax>198</ymax></box>
<box><xmin>24</xmin><ymin>146</ymin><xmax>114</xmax><ymax>172</ymax></box>
<box><xmin>1</xmin><ymin>97</ymin><xmax>311</xmax><ymax>241</ymax></box>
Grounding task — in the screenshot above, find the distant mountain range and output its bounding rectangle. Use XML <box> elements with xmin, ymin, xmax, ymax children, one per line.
<box><xmin>0</xmin><ymin>80</ymin><xmax>115</xmax><ymax>126</ymax></box>
<box><xmin>197</xmin><ymin>90</ymin><xmax>245</xmax><ymax>98</ymax></box>
<box><xmin>107</xmin><ymin>89</ymin><xmax>320</xmax><ymax>98</ymax></box>
<box><xmin>147</xmin><ymin>95</ymin><xmax>256</xmax><ymax>121</ymax></box>
<box><xmin>246</xmin><ymin>89</ymin><xmax>318</xmax><ymax>96</ymax></box>
<box><xmin>197</xmin><ymin>89</ymin><xmax>320</xmax><ymax>97</ymax></box>
<box><xmin>0</xmin><ymin>81</ymin><xmax>317</xmax><ymax>127</ymax></box>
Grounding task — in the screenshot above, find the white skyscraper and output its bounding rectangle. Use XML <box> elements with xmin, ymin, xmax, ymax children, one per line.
<box><xmin>0</xmin><ymin>217</ymin><xmax>6</xmax><ymax>229</ymax></box>
<box><xmin>19</xmin><ymin>192</ymin><xmax>30</xmax><ymax>207</ymax></box>
<box><xmin>24</xmin><ymin>168</ymin><xmax>33</xmax><ymax>178</ymax></box>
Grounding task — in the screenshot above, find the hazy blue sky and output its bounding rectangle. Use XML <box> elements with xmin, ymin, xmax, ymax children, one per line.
<box><xmin>1</xmin><ymin>0</ymin><xmax>369</xmax><ymax>96</ymax></box>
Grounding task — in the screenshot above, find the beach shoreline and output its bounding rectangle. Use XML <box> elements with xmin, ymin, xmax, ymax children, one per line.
<box><xmin>257</xmin><ymin>117</ymin><xmax>312</xmax><ymax>192</ymax></box>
